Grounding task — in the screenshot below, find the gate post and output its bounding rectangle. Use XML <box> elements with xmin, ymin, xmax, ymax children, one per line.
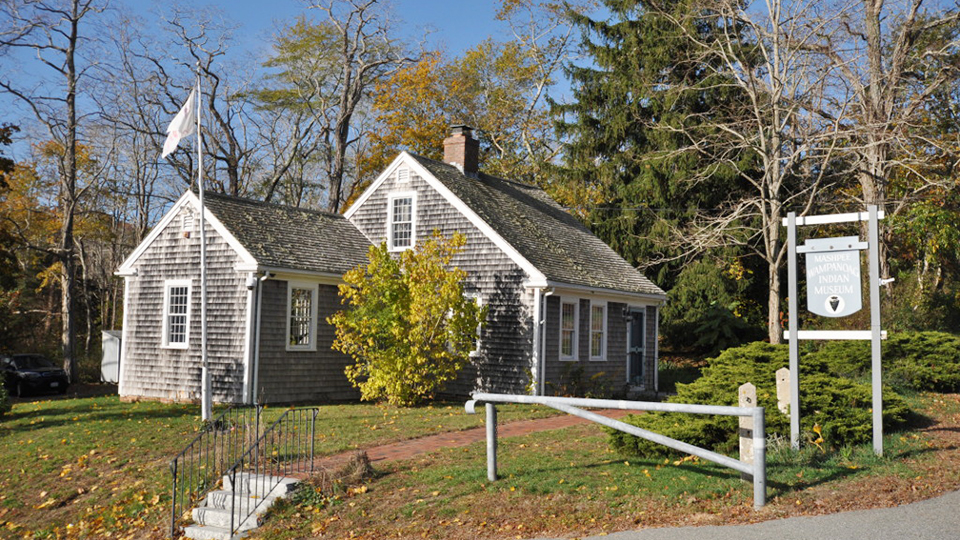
<box><xmin>486</xmin><ymin>403</ymin><xmax>498</xmax><ymax>481</ymax></box>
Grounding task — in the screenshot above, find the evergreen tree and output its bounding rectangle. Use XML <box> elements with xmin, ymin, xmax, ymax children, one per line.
<box><xmin>552</xmin><ymin>0</ymin><xmax>755</xmax><ymax>291</ymax></box>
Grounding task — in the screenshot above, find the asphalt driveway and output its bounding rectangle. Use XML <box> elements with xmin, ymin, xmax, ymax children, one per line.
<box><xmin>534</xmin><ymin>489</ymin><xmax>960</xmax><ymax>540</ymax></box>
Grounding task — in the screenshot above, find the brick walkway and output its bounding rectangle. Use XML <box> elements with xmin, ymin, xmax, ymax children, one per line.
<box><xmin>311</xmin><ymin>409</ymin><xmax>631</xmax><ymax>471</ymax></box>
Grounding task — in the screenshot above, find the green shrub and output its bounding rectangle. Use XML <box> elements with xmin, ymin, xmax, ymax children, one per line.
<box><xmin>610</xmin><ymin>342</ymin><xmax>910</xmax><ymax>457</ymax></box>
<box><xmin>815</xmin><ymin>331</ymin><xmax>960</xmax><ymax>393</ymax></box>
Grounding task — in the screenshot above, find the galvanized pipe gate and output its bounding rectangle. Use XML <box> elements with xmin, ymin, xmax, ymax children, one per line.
<box><xmin>465</xmin><ymin>393</ymin><xmax>766</xmax><ymax>509</ymax></box>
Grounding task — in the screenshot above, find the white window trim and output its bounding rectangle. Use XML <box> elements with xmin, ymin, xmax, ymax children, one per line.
<box><xmin>286</xmin><ymin>281</ymin><xmax>319</xmax><ymax>352</ymax></box>
<box><xmin>589</xmin><ymin>300</ymin><xmax>608</xmax><ymax>361</ymax></box>
<box><xmin>559</xmin><ymin>299</ymin><xmax>579</xmax><ymax>361</ymax></box>
<box><xmin>387</xmin><ymin>191</ymin><xmax>417</xmax><ymax>252</ymax></box>
<box><xmin>161</xmin><ymin>279</ymin><xmax>192</xmax><ymax>350</ymax></box>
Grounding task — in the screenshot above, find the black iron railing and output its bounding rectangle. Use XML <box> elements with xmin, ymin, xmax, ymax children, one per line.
<box><xmin>169</xmin><ymin>405</ymin><xmax>262</xmax><ymax>538</ymax></box>
<box><xmin>223</xmin><ymin>407</ymin><xmax>318</xmax><ymax>535</ymax></box>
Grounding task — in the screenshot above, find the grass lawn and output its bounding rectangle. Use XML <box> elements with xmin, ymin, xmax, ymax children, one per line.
<box><xmin>3</xmin><ymin>391</ymin><xmax>960</xmax><ymax>540</ymax></box>
<box><xmin>0</xmin><ymin>392</ymin><xmax>557</xmax><ymax>539</ymax></box>
<box><xmin>253</xmin><ymin>393</ymin><xmax>960</xmax><ymax>540</ymax></box>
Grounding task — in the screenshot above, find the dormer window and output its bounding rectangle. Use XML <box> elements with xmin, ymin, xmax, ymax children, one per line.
<box><xmin>388</xmin><ymin>192</ymin><xmax>416</xmax><ymax>251</ymax></box>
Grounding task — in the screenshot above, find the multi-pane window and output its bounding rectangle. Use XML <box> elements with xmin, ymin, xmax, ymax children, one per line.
<box><xmin>287</xmin><ymin>283</ymin><xmax>317</xmax><ymax>351</ymax></box>
<box><xmin>560</xmin><ymin>301</ymin><xmax>578</xmax><ymax>360</ymax></box>
<box><xmin>590</xmin><ymin>303</ymin><xmax>606</xmax><ymax>360</ymax></box>
<box><xmin>389</xmin><ymin>194</ymin><xmax>415</xmax><ymax>250</ymax></box>
<box><xmin>162</xmin><ymin>280</ymin><xmax>191</xmax><ymax>349</ymax></box>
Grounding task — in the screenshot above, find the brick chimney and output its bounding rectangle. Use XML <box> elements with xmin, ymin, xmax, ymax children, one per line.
<box><xmin>443</xmin><ymin>125</ymin><xmax>479</xmax><ymax>176</ymax></box>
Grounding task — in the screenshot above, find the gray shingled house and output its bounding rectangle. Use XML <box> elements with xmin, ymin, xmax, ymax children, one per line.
<box><xmin>115</xmin><ymin>192</ymin><xmax>371</xmax><ymax>404</ymax></box>
<box><xmin>116</xmin><ymin>127</ymin><xmax>665</xmax><ymax>404</ymax></box>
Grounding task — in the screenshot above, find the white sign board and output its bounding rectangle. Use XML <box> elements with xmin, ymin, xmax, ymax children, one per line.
<box><xmin>803</xmin><ymin>236</ymin><xmax>862</xmax><ymax>318</ymax></box>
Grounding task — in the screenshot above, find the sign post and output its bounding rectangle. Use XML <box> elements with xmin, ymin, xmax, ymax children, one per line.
<box><xmin>783</xmin><ymin>207</ymin><xmax>885</xmax><ymax>455</ymax></box>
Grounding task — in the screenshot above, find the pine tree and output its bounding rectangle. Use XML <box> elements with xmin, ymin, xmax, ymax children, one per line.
<box><xmin>553</xmin><ymin>0</ymin><xmax>755</xmax><ymax>289</ymax></box>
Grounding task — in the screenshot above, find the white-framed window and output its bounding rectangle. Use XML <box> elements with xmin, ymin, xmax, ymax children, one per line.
<box><xmin>589</xmin><ymin>301</ymin><xmax>607</xmax><ymax>360</ymax></box>
<box><xmin>388</xmin><ymin>192</ymin><xmax>416</xmax><ymax>251</ymax></box>
<box><xmin>286</xmin><ymin>282</ymin><xmax>318</xmax><ymax>351</ymax></box>
<box><xmin>560</xmin><ymin>300</ymin><xmax>579</xmax><ymax>360</ymax></box>
<box><xmin>162</xmin><ymin>279</ymin><xmax>192</xmax><ymax>349</ymax></box>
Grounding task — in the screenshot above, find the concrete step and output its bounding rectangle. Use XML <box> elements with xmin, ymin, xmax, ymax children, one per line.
<box><xmin>192</xmin><ymin>505</ymin><xmax>264</xmax><ymax>531</ymax></box>
<box><xmin>222</xmin><ymin>473</ymin><xmax>298</xmax><ymax>499</ymax></box>
<box><xmin>182</xmin><ymin>523</ymin><xmax>247</xmax><ymax>540</ymax></box>
<box><xmin>183</xmin><ymin>476</ymin><xmax>300</xmax><ymax>540</ymax></box>
<box><xmin>203</xmin><ymin>490</ymin><xmax>276</xmax><ymax>511</ymax></box>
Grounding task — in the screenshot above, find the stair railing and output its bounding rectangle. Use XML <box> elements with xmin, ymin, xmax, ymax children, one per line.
<box><xmin>224</xmin><ymin>407</ymin><xmax>318</xmax><ymax>535</ymax></box>
<box><xmin>169</xmin><ymin>405</ymin><xmax>262</xmax><ymax>538</ymax></box>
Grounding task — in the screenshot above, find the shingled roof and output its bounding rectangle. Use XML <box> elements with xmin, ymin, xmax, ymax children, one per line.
<box><xmin>201</xmin><ymin>191</ymin><xmax>371</xmax><ymax>276</ymax></box>
<box><xmin>410</xmin><ymin>155</ymin><xmax>666</xmax><ymax>298</ymax></box>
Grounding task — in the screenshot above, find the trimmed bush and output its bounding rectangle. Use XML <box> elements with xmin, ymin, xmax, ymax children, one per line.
<box><xmin>610</xmin><ymin>342</ymin><xmax>910</xmax><ymax>457</ymax></box>
<box><xmin>816</xmin><ymin>331</ymin><xmax>960</xmax><ymax>393</ymax></box>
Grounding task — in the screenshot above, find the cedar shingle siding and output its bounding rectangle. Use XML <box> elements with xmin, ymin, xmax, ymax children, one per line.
<box><xmin>256</xmin><ymin>280</ymin><xmax>357</xmax><ymax>403</ymax></box>
<box><xmin>120</xmin><ymin>206</ymin><xmax>248</xmax><ymax>403</ymax></box>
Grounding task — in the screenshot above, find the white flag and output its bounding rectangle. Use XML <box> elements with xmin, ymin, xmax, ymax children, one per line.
<box><xmin>161</xmin><ymin>88</ymin><xmax>197</xmax><ymax>158</ymax></box>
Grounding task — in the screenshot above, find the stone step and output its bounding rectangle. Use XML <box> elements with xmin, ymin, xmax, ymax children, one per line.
<box><xmin>193</xmin><ymin>505</ymin><xmax>266</xmax><ymax>531</ymax></box>
<box><xmin>182</xmin><ymin>523</ymin><xmax>247</xmax><ymax>540</ymax></box>
<box><xmin>222</xmin><ymin>473</ymin><xmax>298</xmax><ymax>499</ymax></box>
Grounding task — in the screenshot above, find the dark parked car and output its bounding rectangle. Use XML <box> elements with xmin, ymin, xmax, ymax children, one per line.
<box><xmin>1</xmin><ymin>354</ymin><xmax>69</xmax><ymax>397</ymax></box>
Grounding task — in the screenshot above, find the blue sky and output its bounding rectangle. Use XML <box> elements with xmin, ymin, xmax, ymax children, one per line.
<box><xmin>188</xmin><ymin>0</ymin><xmax>507</xmax><ymax>56</ymax></box>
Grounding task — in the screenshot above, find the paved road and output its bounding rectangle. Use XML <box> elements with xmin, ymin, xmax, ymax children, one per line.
<box><xmin>535</xmin><ymin>489</ymin><xmax>960</xmax><ymax>540</ymax></box>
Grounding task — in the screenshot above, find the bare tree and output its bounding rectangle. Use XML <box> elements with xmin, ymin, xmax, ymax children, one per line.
<box><xmin>650</xmin><ymin>0</ymin><xmax>849</xmax><ymax>342</ymax></box>
<box><xmin>258</xmin><ymin>0</ymin><xmax>419</xmax><ymax>213</ymax></box>
<box><xmin>0</xmin><ymin>0</ymin><xmax>105</xmax><ymax>381</ymax></box>
<box><xmin>808</xmin><ymin>0</ymin><xmax>960</xmax><ymax>277</ymax></box>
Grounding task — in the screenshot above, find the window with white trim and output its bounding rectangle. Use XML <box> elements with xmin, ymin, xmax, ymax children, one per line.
<box><xmin>589</xmin><ymin>302</ymin><xmax>607</xmax><ymax>360</ymax></box>
<box><xmin>560</xmin><ymin>300</ymin><xmax>579</xmax><ymax>360</ymax></box>
<box><xmin>287</xmin><ymin>282</ymin><xmax>318</xmax><ymax>351</ymax></box>
<box><xmin>388</xmin><ymin>193</ymin><xmax>416</xmax><ymax>251</ymax></box>
<box><xmin>162</xmin><ymin>279</ymin><xmax>192</xmax><ymax>349</ymax></box>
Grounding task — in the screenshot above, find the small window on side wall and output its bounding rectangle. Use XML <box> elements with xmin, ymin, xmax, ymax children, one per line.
<box><xmin>287</xmin><ymin>282</ymin><xmax>318</xmax><ymax>351</ymax></box>
<box><xmin>162</xmin><ymin>279</ymin><xmax>192</xmax><ymax>349</ymax></box>
<box><xmin>590</xmin><ymin>301</ymin><xmax>606</xmax><ymax>360</ymax></box>
<box><xmin>560</xmin><ymin>300</ymin><xmax>579</xmax><ymax>360</ymax></box>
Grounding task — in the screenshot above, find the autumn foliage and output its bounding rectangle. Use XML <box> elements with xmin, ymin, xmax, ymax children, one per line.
<box><xmin>329</xmin><ymin>232</ymin><xmax>487</xmax><ymax>406</ymax></box>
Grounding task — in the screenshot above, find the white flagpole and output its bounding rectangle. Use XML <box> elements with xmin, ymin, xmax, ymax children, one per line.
<box><xmin>197</xmin><ymin>66</ymin><xmax>212</xmax><ymax>422</ymax></box>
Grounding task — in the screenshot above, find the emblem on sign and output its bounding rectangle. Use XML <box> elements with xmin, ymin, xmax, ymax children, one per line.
<box><xmin>802</xmin><ymin>236</ymin><xmax>863</xmax><ymax>318</ymax></box>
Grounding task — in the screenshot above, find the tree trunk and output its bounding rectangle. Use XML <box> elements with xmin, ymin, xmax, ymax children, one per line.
<box><xmin>60</xmin><ymin>0</ymin><xmax>80</xmax><ymax>383</ymax></box>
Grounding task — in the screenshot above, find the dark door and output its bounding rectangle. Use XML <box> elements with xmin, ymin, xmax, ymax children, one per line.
<box><xmin>628</xmin><ymin>309</ymin><xmax>645</xmax><ymax>386</ymax></box>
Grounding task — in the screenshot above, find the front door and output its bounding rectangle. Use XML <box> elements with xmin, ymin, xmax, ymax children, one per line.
<box><xmin>627</xmin><ymin>309</ymin><xmax>645</xmax><ymax>386</ymax></box>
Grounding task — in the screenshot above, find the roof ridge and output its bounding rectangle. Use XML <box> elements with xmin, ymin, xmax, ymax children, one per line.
<box><xmin>191</xmin><ymin>188</ymin><xmax>345</xmax><ymax>220</ymax></box>
<box><xmin>407</xmin><ymin>153</ymin><xmax>538</xmax><ymax>190</ymax></box>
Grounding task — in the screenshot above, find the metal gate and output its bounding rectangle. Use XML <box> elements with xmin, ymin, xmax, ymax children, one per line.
<box><xmin>465</xmin><ymin>393</ymin><xmax>766</xmax><ymax>509</ymax></box>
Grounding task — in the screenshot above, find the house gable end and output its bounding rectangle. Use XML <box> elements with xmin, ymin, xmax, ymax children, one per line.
<box><xmin>345</xmin><ymin>152</ymin><xmax>545</xmax><ymax>283</ymax></box>
<box><xmin>117</xmin><ymin>192</ymin><xmax>258</xmax><ymax>276</ymax></box>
